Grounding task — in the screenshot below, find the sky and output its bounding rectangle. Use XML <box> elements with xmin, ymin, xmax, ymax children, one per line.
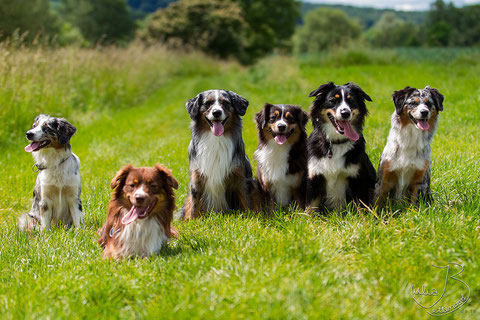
<box><xmin>306</xmin><ymin>0</ymin><xmax>480</xmax><ymax>11</ymax></box>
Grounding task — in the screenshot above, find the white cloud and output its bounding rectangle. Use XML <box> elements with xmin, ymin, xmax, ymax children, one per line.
<box><xmin>305</xmin><ymin>0</ymin><xmax>480</xmax><ymax>11</ymax></box>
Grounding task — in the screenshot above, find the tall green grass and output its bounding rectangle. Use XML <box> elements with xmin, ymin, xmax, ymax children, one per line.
<box><xmin>0</xmin><ymin>46</ymin><xmax>479</xmax><ymax>319</ymax></box>
<box><xmin>0</xmin><ymin>44</ymin><xmax>235</xmax><ymax>148</ymax></box>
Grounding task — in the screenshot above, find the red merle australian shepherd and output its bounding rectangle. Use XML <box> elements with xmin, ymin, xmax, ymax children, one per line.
<box><xmin>375</xmin><ymin>86</ymin><xmax>444</xmax><ymax>205</ymax></box>
<box><xmin>254</xmin><ymin>103</ymin><xmax>309</xmax><ymax>209</ymax></box>
<box><xmin>98</xmin><ymin>164</ymin><xmax>178</xmax><ymax>259</ymax></box>
<box><xmin>180</xmin><ymin>89</ymin><xmax>254</xmax><ymax>219</ymax></box>
<box><xmin>306</xmin><ymin>82</ymin><xmax>376</xmax><ymax>212</ymax></box>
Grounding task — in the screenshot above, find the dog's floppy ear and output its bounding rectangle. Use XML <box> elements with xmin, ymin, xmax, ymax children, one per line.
<box><xmin>186</xmin><ymin>93</ymin><xmax>203</xmax><ymax>120</ymax></box>
<box><xmin>345</xmin><ymin>82</ymin><xmax>372</xmax><ymax>102</ymax></box>
<box><xmin>308</xmin><ymin>81</ymin><xmax>335</xmax><ymax>99</ymax></box>
<box><xmin>392</xmin><ymin>86</ymin><xmax>417</xmax><ymax>115</ymax></box>
<box><xmin>299</xmin><ymin>108</ymin><xmax>309</xmax><ymax>128</ymax></box>
<box><xmin>228</xmin><ymin>90</ymin><xmax>249</xmax><ymax>116</ymax></box>
<box><xmin>57</xmin><ymin>118</ymin><xmax>77</xmax><ymax>145</ymax></box>
<box><xmin>155</xmin><ymin>164</ymin><xmax>179</xmax><ymax>190</ymax></box>
<box><xmin>424</xmin><ymin>85</ymin><xmax>444</xmax><ymax>112</ymax></box>
<box><xmin>110</xmin><ymin>165</ymin><xmax>133</xmax><ymax>190</ymax></box>
<box><xmin>255</xmin><ymin>103</ymin><xmax>272</xmax><ymax>130</ymax></box>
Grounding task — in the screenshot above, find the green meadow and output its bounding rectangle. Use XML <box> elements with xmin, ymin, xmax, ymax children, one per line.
<box><xmin>0</xmin><ymin>47</ymin><xmax>479</xmax><ymax>319</ymax></box>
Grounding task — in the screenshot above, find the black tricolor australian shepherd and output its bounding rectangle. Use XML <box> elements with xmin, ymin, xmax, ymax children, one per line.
<box><xmin>254</xmin><ymin>103</ymin><xmax>308</xmax><ymax>208</ymax></box>
<box><xmin>375</xmin><ymin>86</ymin><xmax>444</xmax><ymax>205</ymax></box>
<box><xmin>306</xmin><ymin>82</ymin><xmax>376</xmax><ymax>212</ymax></box>
<box><xmin>181</xmin><ymin>89</ymin><xmax>254</xmax><ymax>219</ymax></box>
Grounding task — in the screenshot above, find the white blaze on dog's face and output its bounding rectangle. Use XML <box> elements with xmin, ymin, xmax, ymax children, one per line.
<box><xmin>25</xmin><ymin>114</ymin><xmax>77</xmax><ymax>152</ymax></box>
<box><xmin>185</xmin><ymin>89</ymin><xmax>249</xmax><ymax>137</ymax></box>
<box><xmin>308</xmin><ymin>82</ymin><xmax>372</xmax><ymax>142</ymax></box>
<box><xmin>256</xmin><ymin>103</ymin><xmax>308</xmax><ymax>146</ymax></box>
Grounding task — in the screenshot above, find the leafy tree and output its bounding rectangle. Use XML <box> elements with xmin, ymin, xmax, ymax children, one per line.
<box><xmin>365</xmin><ymin>13</ymin><xmax>420</xmax><ymax>47</ymax></box>
<box><xmin>142</xmin><ymin>0</ymin><xmax>249</xmax><ymax>62</ymax></box>
<box><xmin>425</xmin><ymin>0</ymin><xmax>459</xmax><ymax>46</ymax></box>
<box><xmin>235</xmin><ymin>0</ymin><xmax>301</xmax><ymax>60</ymax></box>
<box><xmin>60</xmin><ymin>0</ymin><xmax>136</xmax><ymax>45</ymax></box>
<box><xmin>294</xmin><ymin>8</ymin><xmax>362</xmax><ymax>54</ymax></box>
<box><xmin>0</xmin><ymin>0</ymin><xmax>59</xmax><ymax>42</ymax></box>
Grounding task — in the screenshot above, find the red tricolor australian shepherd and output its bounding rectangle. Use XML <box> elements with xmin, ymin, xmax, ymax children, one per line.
<box><xmin>98</xmin><ymin>164</ymin><xmax>178</xmax><ymax>259</ymax></box>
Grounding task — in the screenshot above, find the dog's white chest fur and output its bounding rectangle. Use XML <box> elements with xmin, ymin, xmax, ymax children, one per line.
<box><xmin>255</xmin><ymin>140</ymin><xmax>300</xmax><ymax>205</ymax></box>
<box><xmin>118</xmin><ymin>216</ymin><xmax>168</xmax><ymax>257</ymax></box>
<box><xmin>196</xmin><ymin>132</ymin><xmax>235</xmax><ymax>210</ymax></box>
<box><xmin>381</xmin><ymin>115</ymin><xmax>434</xmax><ymax>198</ymax></box>
<box><xmin>34</xmin><ymin>148</ymin><xmax>81</xmax><ymax>222</ymax></box>
<box><xmin>308</xmin><ymin>141</ymin><xmax>359</xmax><ymax>208</ymax></box>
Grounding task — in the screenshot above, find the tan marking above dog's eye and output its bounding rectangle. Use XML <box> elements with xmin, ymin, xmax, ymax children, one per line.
<box><xmin>335</xmin><ymin>94</ymin><xmax>340</xmax><ymax>99</ymax></box>
<box><xmin>285</xmin><ymin>112</ymin><xmax>292</xmax><ymax>119</ymax></box>
<box><xmin>274</xmin><ymin>110</ymin><xmax>280</xmax><ymax>116</ymax></box>
<box><xmin>347</xmin><ymin>95</ymin><xmax>351</xmax><ymax>99</ymax></box>
<box><xmin>424</xmin><ymin>97</ymin><xmax>429</xmax><ymax>103</ymax></box>
<box><xmin>414</xmin><ymin>97</ymin><xmax>420</xmax><ymax>104</ymax></box>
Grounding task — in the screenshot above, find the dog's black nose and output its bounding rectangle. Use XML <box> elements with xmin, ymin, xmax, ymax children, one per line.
<box><xmin>420</xmin><ymin>110</ymin><xmax>429</xmax><ymax>118</ymax></box>
<box><xmin>135</xmin><ymin>194</ymin><xmax>145</xmax><ymax>203</ymax></box>
<box><xmin>212</xmin><ymin>109</ymin><xmax>222</xmax><ymax>118</ymax></box>
<box><xmin>277</xmin><ymin>123</ymin><xmax>287</xmax><ymax>132</ymax></box>
<box><xmin>340</xmin><ymin>110</ymin><xmax>351</xmax><ymax>119</ymax></box>
<box><xmin>26</xmin><ymin>132</ymin><xmax>34</xmax><ymax>139</ymax></box>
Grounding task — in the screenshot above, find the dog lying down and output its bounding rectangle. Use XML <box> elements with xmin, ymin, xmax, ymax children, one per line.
<box><xmin>98</xmin><ymin>164</ymin><xmax>178</xmax><ymax>259</ymax></box>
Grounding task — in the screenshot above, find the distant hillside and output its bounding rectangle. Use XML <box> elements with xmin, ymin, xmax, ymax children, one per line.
<box><xmin>301</xmin><ymin>3</ymin><xmax>427</xmax><ymax>28</ymax></box>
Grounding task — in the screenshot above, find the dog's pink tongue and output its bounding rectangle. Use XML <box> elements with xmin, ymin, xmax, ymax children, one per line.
<box><xmin>212</xmin><ymin>121</ymin><xmax>224</xmax><ymax>136</ymax></box>
<box><xmin>337</xmin><ymin>121</ymin><xmax>359</xmax><ymax>141</ymax></box>
<box><xmin>274</xmin><ymin>134</ymin><xmax>287</xmax><ymax>145</ymax></box>
<box><xmin>25</xmin><ymin>142</ymin><xmax>40</xmax><ymax>153</ymax></box>
<box><xmin>122</xmin><ymin>206</ymin><xmax>146</xmax><ymax>225</ymax></box>
<box><xmin>417</xmin><ymin>120</ymin><xmax>430</xmax><ymax>131</ymax></box>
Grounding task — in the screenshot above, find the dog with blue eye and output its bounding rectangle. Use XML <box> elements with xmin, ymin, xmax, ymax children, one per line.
<box><xmin>18</xmin><ymin>114</ymin><xmax>83</xmax><ymax>232</ymax></box>
<box><xmin>180</xmin><ymin>89</ymin><xmax>254</xmax><ymax>219</ymax></box>
<box><xmin>375</xmin><ymin>86</ymin><xmax>444</xmax><ymax>205</ymax></box>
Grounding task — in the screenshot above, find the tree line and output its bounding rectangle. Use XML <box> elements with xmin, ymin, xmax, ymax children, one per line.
<box><xmin>0</xmin><ymin>0</ymin><xmax>478</xmax><ymax>63</ymax></box>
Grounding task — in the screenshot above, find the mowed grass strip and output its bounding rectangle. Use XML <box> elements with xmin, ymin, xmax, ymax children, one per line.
<box><xmin>0</xmin><ymin>50</ymin><xmax>479</xmax><ymax>319</ymax></box>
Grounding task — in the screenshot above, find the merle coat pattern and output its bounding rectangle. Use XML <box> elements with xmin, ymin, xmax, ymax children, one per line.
<box><xmin>18</xmin><ymin>114</ymin><xmax>83</xmax><ymax>232</ymax></box>
<box><xmin>375</xmin><ymin>86</ymin><xmax>444</xmax><ymax>205</ymax></box>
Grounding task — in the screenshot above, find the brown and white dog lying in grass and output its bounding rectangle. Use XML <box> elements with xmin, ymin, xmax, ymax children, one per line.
<box><xmin>98</xmin><ymin>164</ymin><xmax>178</xmax><ymax>259</ymax></box>
<box><xmin>375</xmin><ymin>86</ymin><xmax>444</xmax><ymax>205</ymax></box>
<box><xmin>254</xmin><ymin>103</ymin><xmax>308</xmax><ymax>208</ymax></box>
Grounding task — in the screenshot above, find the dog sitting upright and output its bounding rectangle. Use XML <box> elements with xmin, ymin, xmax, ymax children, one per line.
<box><xmin>306</xmin><ymin>82</ymin><xmax>376</xmax><ymax>212</ymax></box>
<box><xmin>98</xmin><ymin>164</ymin><xmax>178</xmax><ymax>259</ymax></box>
<box><xmin>375</xmin><ymin>86</ymin><xmax>444</xmax><ymax>204</ymax></box>
<box><xmin>18</xmin><ymin>114</ymin><xmax>83</xmax><ymax>231</ymax></box>
<box><xmin>181</xmin><ymin>89</ymin><xmax>254</xmax><ymax>219</ymax></box>
<box><xmin>254</xmin><ymin>103</ymin><xmax>308</xmax><ymax>208</ymax></box>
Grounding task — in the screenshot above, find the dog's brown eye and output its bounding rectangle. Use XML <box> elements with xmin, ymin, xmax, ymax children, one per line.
<box><xmin>128</xmin><ymin>183</ymin><xmax>135</xmax><ymax>187</ymax></box>
<box><xmin>269</xmin><ymin>116</ymin><xmax>276</xmax><ymax>122</ymax></box>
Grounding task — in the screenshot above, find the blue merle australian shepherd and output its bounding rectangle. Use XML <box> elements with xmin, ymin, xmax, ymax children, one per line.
<box><xmin>18</xmin><ymin>114</ymin><xmax>83</xmax><ymax>231</ymax></box>
<box><xmin>180</xmin><ymin>90</ymin><xmax>254</xmax><ymax>219</ymax></box>
<box><xmin>306</xmin><ymin>82</ymin><xmax>376</xmax><ymax>212</ymax></box>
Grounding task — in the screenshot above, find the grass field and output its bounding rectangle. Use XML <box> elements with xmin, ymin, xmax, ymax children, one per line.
<box><xmin>0</xmin><ymin>46</ymin><xmax>479</xmax><ymax>319</ymax></box>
